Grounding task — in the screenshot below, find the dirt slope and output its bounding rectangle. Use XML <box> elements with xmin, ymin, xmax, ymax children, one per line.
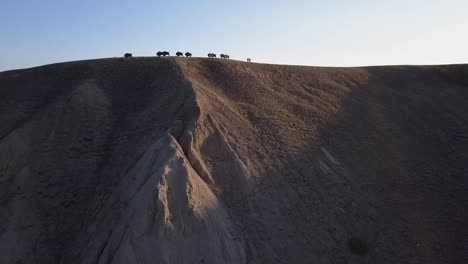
<box><xmin>0</xmin><ymin>58</ymin><xmax>467</xmax><ymax>263</ymax></box>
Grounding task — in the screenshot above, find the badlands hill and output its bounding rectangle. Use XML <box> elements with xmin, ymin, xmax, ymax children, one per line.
<box><xmin>0</xmin><ymin>58</ymin><xmax>467</xmax><ymax>263</ymax></box>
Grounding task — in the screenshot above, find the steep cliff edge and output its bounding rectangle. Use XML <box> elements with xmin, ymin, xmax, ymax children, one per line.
<box><xmin>0</xmin><ymin>58</ymin><xmax>467</xmax><ymax>263</ymax></box>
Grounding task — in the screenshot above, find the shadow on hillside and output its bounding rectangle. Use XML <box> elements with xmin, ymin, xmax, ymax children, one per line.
<box><xmin>0</xmin><ymin>58</ymin><xmax>202</xmax><ymax>263</ymax></box>
<box><xmin>219</xmin><ymin>66</ymin><xmax>468</xmax><ymax>263</ymax></box>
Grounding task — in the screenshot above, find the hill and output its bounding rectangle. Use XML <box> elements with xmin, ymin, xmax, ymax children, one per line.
<box><xmin>0</xmin><ymin>58</ymin><xmax>467</xmax><ymax>263</ymax></box>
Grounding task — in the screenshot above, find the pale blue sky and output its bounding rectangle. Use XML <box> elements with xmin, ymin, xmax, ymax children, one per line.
<box><xmin>1</xmin><ymin>0</ymin><xmax>467</xmax><ymax>71</ymax></box>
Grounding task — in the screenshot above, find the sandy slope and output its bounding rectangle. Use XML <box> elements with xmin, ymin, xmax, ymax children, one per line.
<box><xmin>0</xmin><ymin>58</ymin><xmax>467</xmax><ymax>263</ymax></box>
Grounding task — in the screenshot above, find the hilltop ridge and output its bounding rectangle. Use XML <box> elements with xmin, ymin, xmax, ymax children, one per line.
<box><xmin>0</xmin><ymin>57</ymin><xmax>467</xmax><ymax>263</ymax></box>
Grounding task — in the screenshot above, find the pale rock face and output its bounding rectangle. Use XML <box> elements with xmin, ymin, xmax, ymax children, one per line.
<box><xmin>85</xmin><ymin>134</ymin><xmax>245</xmax><ymax>264</ymax></box>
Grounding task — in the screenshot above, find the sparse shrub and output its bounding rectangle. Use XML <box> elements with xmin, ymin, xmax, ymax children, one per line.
<box><xmin>348</xmin><ymin>237</ymin><xmax>368</xmax><ymax>256</ymax></box>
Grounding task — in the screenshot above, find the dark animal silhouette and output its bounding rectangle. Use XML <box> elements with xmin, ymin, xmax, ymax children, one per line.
<box><xmin>176</xmin><ymin>52</ymin><xmax>183</xmax><ymax>57</ymax></box>
<box><xmin>185</xmin><ymin>52</ymin><xmax>192</xmax><ymax>57</ymax></box>
<box><xmin>247</xmin><ymin>58</ymin><xmax>252</xmax><ymax>62</ymax></box>
<box><xmin>208</xmin><ymin>53</ymin><xmax>217</xmax><ymax>58</ymax></box>
<box><xmin>124</xmin><ymin>53</ymin><xmax>132</xmax><ymax>58</ymax></box>
<box><xmin>220</xmin><ymin>54</ymin><xmax>230</xmax><ymax>59</ymax></box>
<box><xmin>157</xmin><ymin>51</ymin><xmax>170</xmax><ymax>57</ymax></box>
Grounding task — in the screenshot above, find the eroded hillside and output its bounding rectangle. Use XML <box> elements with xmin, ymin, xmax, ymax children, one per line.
<box><xmin>0</xmin><ymin>58</ymin><xmax>467</xmax><ymax>263</ymax></box>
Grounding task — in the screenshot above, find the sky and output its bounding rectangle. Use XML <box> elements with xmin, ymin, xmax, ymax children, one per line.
<box><xmin>1</xmin><ymin>0</ymin><xmax>467</xmax><ymax>71</ymax></box>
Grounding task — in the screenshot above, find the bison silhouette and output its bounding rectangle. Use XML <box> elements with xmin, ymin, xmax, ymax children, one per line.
<box><xmin>208</xmin><ymin>53</ymin><xmax>217</xmax><ymax>58</ymax></box>
<box><xmin>124</xmin><ymin>53</ymin><xmax>132</xmax><ymax>58</ymax></box>
<box><xmin>176</xmin><ymin>52</ymin><xmax>183</xmax><ymax>57</ymax></box>
<box><xmin>185</xmin><ymin>52</ymin><xmax>192</xmax><ymax>57</ymax></box>
<box><xmin>220</xmin><ymin>54</ymin><xmax>230</xmax><ymax>59</ymax></box>
<box><xmin>157</xmin><ymin>51</ymin><xmax>170</xmax><ymax>57</ymax></box>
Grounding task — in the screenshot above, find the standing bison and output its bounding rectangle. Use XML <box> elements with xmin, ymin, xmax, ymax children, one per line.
<box><xmin>185</xmin><ymin>52</ymin><xmax>192</xmax><ymax>57</ymax></box>
<box><xmin>208</xmin><ymin>53</ymin><xmax>217</xmax><ymax>58</ymax></box>
<box><xmin>220</xmin><ymin>54</ymin><xmax>230</xmax><ymax>59</ymax></box>
<box><xmin>157</xmin><ymin>51</ymin><xmax>170</xmax><ymax>57</ymax></box>
<box><xmin>124</xmin><ymin>53</ymin><xmax>132</xmax><ymax>58</ymax></box>
<box><xmin>176</xmin><ymin>51</ymin><xmax>183</xmax><ymax>57</ymax></box>
<box><xmin>247</xmin><ymin>58</ymin><xmax>252</xmax><ymax>62</ymax></box>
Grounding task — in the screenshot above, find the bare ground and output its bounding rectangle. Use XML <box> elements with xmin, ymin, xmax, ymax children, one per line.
<box><xmin>0</xmin><ymin>58</ymin><xmax>467</xmax><ymax>263</ymax></box>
